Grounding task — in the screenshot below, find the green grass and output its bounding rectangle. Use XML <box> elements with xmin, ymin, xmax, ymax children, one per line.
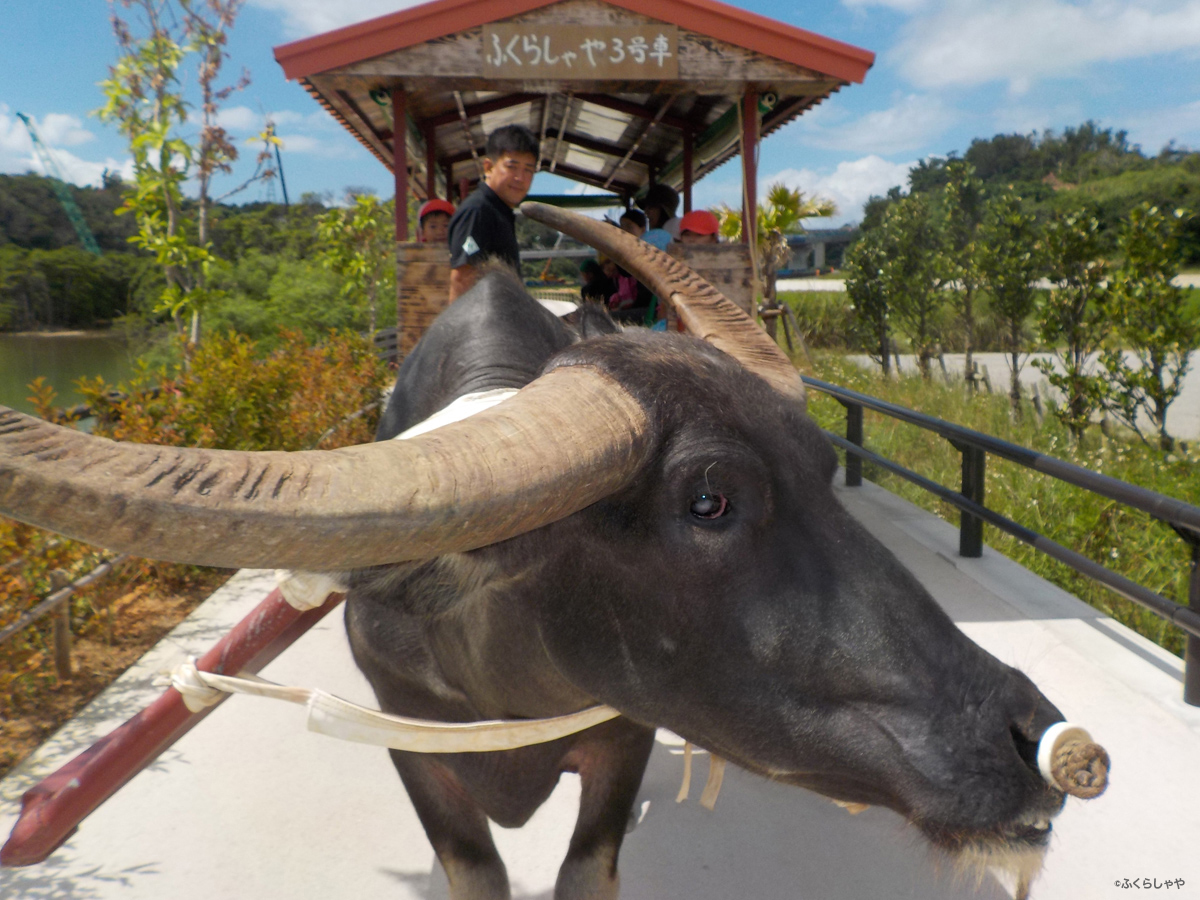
<box><xmin>804</xmin><ymin>354</ymin><xmax>1198</xmax><ymax>658</ymax></box>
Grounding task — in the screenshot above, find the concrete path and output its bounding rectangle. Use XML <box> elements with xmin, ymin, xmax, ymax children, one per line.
<box><xmin>844</xmin><ymin>351</ymin><xmax>1200</xmax><ymax>442</ymax></box>
<box><xmin>776</xmin><ymin>274</ymin><xmax>1200</xmax><ymax>292</ymax></box>
<box><xmin>2</xmin><ymin>477</ymin><xmax>1198</xmax><ymax>899</ymax></box>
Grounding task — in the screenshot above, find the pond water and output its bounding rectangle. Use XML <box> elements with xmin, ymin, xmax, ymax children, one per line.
<box><xmin>0</xmin><ymin>332</ymin><xmax>134</xmax><ymax>416</ymax></box>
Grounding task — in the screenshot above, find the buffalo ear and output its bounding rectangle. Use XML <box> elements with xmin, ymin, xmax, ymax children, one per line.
<box><xmin>577</xmin><ymin>302</ymin><xmax>621</xmax><ymax>339</ymax></box>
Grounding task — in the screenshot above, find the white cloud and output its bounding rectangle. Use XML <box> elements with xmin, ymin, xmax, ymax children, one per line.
<box><xmin>768</xmin><ymin>156</ymin><xmax>916</xmax><ymax>225</ymax></box>
<box><xmin>275</xmin><ymin>133</ymin><xmax>357</xmax><ymax>157</ymax></box>
<box><xmin>249</xmin><ymin>0</ymin><xmax>427</xmax><ymax>38</ymax></box>
<box><xmin>841</xmin><ymin>0</ymin><xmax>929</xmax><ymax>11</ymax></box>
<box><xmin>0</xmin><ymin>107</ymin><xmax>128</xmax><ymax>187</ymax></box>
<box><xmin>1123</xmin><ymin>98</ymin><xmax>1200</xmax><ymax>152</ymax></box>
<box><xmin>795</xmin><ymin>94</ymin><xmax>953</xmax><ymax>154</ymax></box>
<box><xmin>38</xmin><ymin>114</ymin><xmax>95</xmax><ymax>147</ymax></box>
<box><xmin>893</xmin><ymin>0</ymin><xmax>1200</xmax><ymax>91</ymax></box>
<box><xmin>214</xmin><ymin>105</ymin><xmax>261</xmax><ymax>132</ymax></box>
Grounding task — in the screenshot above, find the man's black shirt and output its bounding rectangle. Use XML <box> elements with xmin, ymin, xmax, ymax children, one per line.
<box><xmin>447</xmin><ymin>183</ymin><xmax>521</xmax><ymax>272</ymax></box>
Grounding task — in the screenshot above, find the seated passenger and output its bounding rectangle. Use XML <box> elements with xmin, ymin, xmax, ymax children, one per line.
<box><xmin>417</xmin><ymin>198</ymin><xmax>455</xmax><ymax>244</ymax></box>
<box><xmin>678</xmin><ymin>209</ymin><xmax>721</xmax><ymax>245</ymax></box>
<box><xmin>579</xmin><ymin>259</ymin><xmax>616</xmax><ymax>303</ymax></box>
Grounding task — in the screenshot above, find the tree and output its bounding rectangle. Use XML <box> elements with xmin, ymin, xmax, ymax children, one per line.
<box><xmin>1100</xmin><ymin>203</ymin><xmax>1198</xmax><ymax>450</ymax></box>
<box><xmin>1034</xmin><ymin>212</ymin><xmax>1111</xmax><ymax>440</ymax></box>
<box><xmin>878</xmin><ymin>194</ymin><xmax>944</xmax><ymax>378</ymax></box>
<box><xmin>317</xmin><ymin>194</ymin><xmax>397</xmax><ymax>335</ymax></box>
<box><xmin>940</xmin><ymin>161</ymin><xmax>987</xmax><ymax>383</ymax></box>
<box><xmin>843</xmin><ymin>227</ymin><xmax>892</xmax><ymax>375</ymax></box>
<box><xmin>716</xmin><ymin>183</ymin><xmax>835</xmax><ymax>339</ymax></box>
<box><xmin>980</xmin><ymin>189</ymin><xmax>1043</xmax><ymax>410</ymax></box>
<box><xmin>97</xmin><ymin>0</ymin><xmax>269</xmax><ymax>355</ymax></box>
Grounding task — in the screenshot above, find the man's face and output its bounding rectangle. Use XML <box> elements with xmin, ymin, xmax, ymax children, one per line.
<box><xmin>679</xmin><ymin>230</ymin><xmax>718</xmax><ymax>245</ymax></box>
<box><xmin>420</xmin><ymin>212</ymin><xmax>450</xmax><ymax>243</ymax></box>
<box><xmin>483</xmin><ymin>151</ymin><xmax>537</xmax><ymax>208</ymax></box>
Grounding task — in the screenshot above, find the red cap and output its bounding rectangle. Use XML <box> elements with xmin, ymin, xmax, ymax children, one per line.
<box><xmin>679</xmin><ymin>209</ymin><xmax>720</xmax><ymax>235</ymax></box>
<box><xmin>418</xmin><ymin>198</ymin><xmax>455</xmax><ymax>220</ymax></box>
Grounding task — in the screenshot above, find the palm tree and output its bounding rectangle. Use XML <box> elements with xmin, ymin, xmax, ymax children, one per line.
<box><xmin>716</xmin><ymin>183</ymin><xmax>836</xmax><ymax>343</ymax></box>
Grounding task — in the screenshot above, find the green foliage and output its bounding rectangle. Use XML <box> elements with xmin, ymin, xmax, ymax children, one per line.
<box><xmin>872</xmin><ymin>194</ymin><xmax>945</xmax><ymax>377</ymax></box>
<box><xmin>806</xmin><ymin>354</ymin><xmax>1197</xmax><ymax>658</ymax></box>
<box><xmin>843</xmin><ymin>227</ymin><xmax>893</xmax><ymax>373</ymax></box>
<box><xmin>203</xmin><ymin>254</ymin><xmax>363</xmax><ymax>346</ymax></box>
<box><xmin>716</xmin><ymin>182</ymin><xmax>836</xmax><ymax>302</ymax></box>
<box><xmin>0</xmin><ymin>245</ymin><xmax>152</xmax><ymax>330</ymax></box>
<box><xmin>777</xmin><ymin>291</ymin><xmax>858</xmax><ymax>350</ymax></box>
<box><xmin>0</xmin><ymin>173</ymin><xmax>136</xmax><ymax>253</ymax></box>
<box><xmin>940</xmin><ymin>161</ymin><xmax>987</xmax><ymax>369</ymax></box>
<box><xmin>78</xmin><ymin>329</ymin><xmax>389</xmax><ymax>451</ymax></box>
<box><xmin>317</xmin><ymin>195</ymin><xmax>397</xmax><ymax>335</ymax></box>
<box><xmin>97</xmin><ymin>0</ymin><xmax>264</xmax><ymax>346</ymax></box>
<box><xmin>1034</xmin><ymin>213</ymin><xmax>1112</xmax><ymax>439</ymax></box>
<box><xmin>979</xmin><ymin>189</ymin><xmax>1044</xmax><ymax>404</ymax></box>
<box><xmin>1100</xmin><ymin>204</ymin><xmax>1199</xmax><ymax>450</ymax></box>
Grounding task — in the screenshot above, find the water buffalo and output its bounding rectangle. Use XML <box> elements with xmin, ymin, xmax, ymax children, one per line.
<box><xmin>0</xmin><ymin>204</ymin><xmax>1106</xmax><ymax>899</ymax></box>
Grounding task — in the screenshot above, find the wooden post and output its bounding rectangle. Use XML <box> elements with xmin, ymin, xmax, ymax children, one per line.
<box><xmin>683</xmin><ymin>131</ymin><xmax>693</xmax><ymax>214</ymax></box>
<box><xmin>424</xmin><ymin>123</ymin><xmax>437</xmax><ymax>200</ymax></box>
<box><xmin>49</xmin><ymin>569</ymin><xmax>72</xmax><ymax>680</ymax></box>
<box><xmin>53</xmin><ymin>608</ymin><xmax>72</xmax><ymax>680</ymax></box>
<box><xmin>741</xmin><ymin>90</ymin><xmax>758</xmax><ymax>248</ymax></box>
<box><xmin>392</xmin><ymin>86</ymin><xmax>409</xmax><ymax>241</ymax></box>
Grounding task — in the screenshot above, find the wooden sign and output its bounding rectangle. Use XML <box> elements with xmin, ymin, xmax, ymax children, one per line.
<box><xmin>482</xmin><ymin>24</ymin><xmax>678</xmax><ymax>78</ymax></box>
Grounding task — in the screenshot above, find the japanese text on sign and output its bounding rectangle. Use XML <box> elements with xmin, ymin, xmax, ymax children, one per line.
<box><xmin>482</xmin><ymin>25</ymin><xmax>679</xmax><ymax>79</ymax></box>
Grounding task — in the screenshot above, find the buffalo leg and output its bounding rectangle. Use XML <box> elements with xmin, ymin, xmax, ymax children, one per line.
<box><xmin>389</xmin><ymin>751</ymin><xmax>511</xmax><ymax>900</ymax></box>
<box><xmin>556</xmin><ymin>723</ymin><xmax>656</xmax><ymax>900</ymax></box>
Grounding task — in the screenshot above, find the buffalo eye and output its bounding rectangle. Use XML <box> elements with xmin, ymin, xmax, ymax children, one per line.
<box><xmin>690</xmin><ymin>491</ymin><xmax>729</xmax><ymax>519</ymax></box>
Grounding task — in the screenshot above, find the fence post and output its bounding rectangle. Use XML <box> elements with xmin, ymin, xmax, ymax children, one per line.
<box><xmin>48</xmin><ymin>568</ymin><xmax>72</xmax><ymax>680</ymax></box>
<box><xmin>844</xmin><ymin>402</ymin><xmax>863</xmax><ymax>487</ymax></box>
<box><xmin>53</xmin><ymin>608</ymin><xmax>73</xmax><ymax>680</ymax></box>
<box><xmin>951</xmin><ymin>441</ymin><xmax>985</xmax><ymax>558</ymax></box>
<box><xmin>1186</xmin><ymin>538</ymin><xmax>1200</xmax><ymax>707</ymax></box>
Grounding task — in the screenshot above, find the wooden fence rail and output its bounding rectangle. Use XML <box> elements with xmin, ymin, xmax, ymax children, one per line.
<box><xmin>0</xmin><ymin>555</ymin><xmax>127</xmax><ymax>679</ymax></box>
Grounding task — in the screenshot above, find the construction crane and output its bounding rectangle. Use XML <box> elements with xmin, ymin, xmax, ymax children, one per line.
<box><xmin>16</xmin><ymin>112</ymin><xmax>103</xmax><ymax>256</ymax></box>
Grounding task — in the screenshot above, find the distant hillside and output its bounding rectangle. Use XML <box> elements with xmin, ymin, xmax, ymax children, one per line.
<box><xmin>0</xmin><ymin>172</ymin><xmax>136</xmax><ymax>253</ymax></box>
<box><xmin>865</xmin><ymin>122</ymin><xmax>1200</xmax><ymax>261</ymax></box>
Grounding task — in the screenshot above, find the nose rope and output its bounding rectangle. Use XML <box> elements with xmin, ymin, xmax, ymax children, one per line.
<box><xmin>1037</xmin><ymin>722</ymin><xmax>1110</xmax><ymax>799</ymax></box>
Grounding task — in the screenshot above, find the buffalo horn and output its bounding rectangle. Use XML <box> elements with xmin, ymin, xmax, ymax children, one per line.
<box><xmin>519</xmin><ymin>202</ymin><xmax>806</xmax><ymax>405</ymax></box>
<box><xmin>0</xmin><ymin>367</ymin><xmax>651</xmax><ymax>570</ymax></box>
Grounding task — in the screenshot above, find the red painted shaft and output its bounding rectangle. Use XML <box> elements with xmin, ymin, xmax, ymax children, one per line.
<box><xmin>1</xmin><ymin>588</ymin><xmax>344</xmax><ymax>867</ymax></box>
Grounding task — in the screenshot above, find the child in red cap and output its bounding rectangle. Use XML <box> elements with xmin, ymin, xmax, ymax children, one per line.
<box><xmin>678</xmin><ymin>209</ymin><xmax>720</xmax><ymax>244</ymax></box>
<box><xmin>418</xmin><ymin>198</ymin><xmax>455</xmax><ymax>244</ymax></box>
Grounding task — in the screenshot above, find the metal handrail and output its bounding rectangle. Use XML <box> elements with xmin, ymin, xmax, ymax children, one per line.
<box><xmin>803</xmin><ymin>376</ymin><xmax>1200</xmax><ymax>534</ymax></box>
<box><xmin>801</xmin><ymin>374</ymin><xmax>1200</xmax><ymax>706</ymax></box>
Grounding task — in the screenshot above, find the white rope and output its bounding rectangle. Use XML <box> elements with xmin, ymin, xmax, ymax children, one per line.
<box><xmin>169</xmin><ymin>658</ymin><xmax>621</xmax><ymax>753</ymax></box>
<box><xmin>274</xmin><ymin>570</ymin><xmax>348</xmax><ymax>611</ymax></box>
<box><xmin>674</xmin><ymin>741</ymin><xmax>727</xmax><ymax>809</ymax></box>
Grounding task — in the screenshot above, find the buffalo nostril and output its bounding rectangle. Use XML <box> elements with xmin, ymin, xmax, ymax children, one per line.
<box><xmin>1010</xmin><ymin>725</ymin><xmax>1040</xmax><ymax>773</ymax></box>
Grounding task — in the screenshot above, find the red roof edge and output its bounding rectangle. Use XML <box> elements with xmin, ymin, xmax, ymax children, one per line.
<box><xmin>274</xmin><ymin>0</ymin><xmax>873</xmax><ymax>84</ymax></box>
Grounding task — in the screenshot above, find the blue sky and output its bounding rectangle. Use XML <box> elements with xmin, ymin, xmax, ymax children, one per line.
<box><xmin>4</xmin><ymin>0</ymin><xmax>1200</xmax><ymax>226</ymax></box>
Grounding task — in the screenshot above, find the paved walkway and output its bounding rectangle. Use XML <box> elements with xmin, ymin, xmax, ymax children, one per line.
<box><xmin>2</xmin><ymin>477</ymin><xmax>1198</xmax><ymax>899</ymax></box>
<box><xmin>843</xmin><ymin>351</ymin><xmax>1200</xmax><ymax>441</ymax></box>
<box><xmin>776</xmin><ymin>274</ymin><xmax>1200</xmax><ymax>292</ymax></box>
